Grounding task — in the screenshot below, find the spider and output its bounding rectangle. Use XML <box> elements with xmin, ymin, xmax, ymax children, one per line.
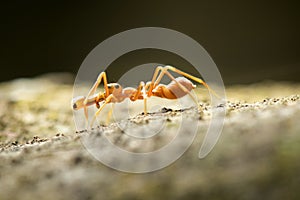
<box><xmin>72</xmin><ymin>65</ymin><xmax>217</xmax><ymax>126</ymax></box>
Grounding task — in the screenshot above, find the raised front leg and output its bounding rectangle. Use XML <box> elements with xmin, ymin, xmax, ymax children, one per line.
<box><xmin>84</xmin><ymin>72</ymin><xmax>110</xmax><ymax>123</ymax></box>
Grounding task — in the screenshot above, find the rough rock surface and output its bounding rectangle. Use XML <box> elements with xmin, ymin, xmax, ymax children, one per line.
<box><xmin>0</xmin><ymin>74</ymin><xmax>299</xmax><ymax>200</ymax></box>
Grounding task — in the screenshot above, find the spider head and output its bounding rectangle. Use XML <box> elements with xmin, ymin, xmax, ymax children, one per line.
<box><xmin>108</xmin><ymin>83</ymin><xmax>122</xmax><ymax>95</ymax></box>
<box><xmin>72</xmin><ymin>96</ymin><xmax>86</xmax><ymax>110</ymax></box>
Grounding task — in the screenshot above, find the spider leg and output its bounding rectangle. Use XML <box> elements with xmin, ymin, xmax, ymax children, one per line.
<box><xmin>130</xmin><ymin>81</ymin><xmax>148</xmax><ymax>115</ymax></box>
<box><xmin>146</xmin><ymin>66</ymin><xmax>164</xmax><ymax>96</ymax></box>
<box><xmin>105</xmin><ymin>104</ymin><xmax>114</xmax><ymax>125</ymax></box>
<box><xmin>147</xmin><ymin>66</ymin><xmax>198</xmax><ymax>104</ymax></box>
<box><xmin>90</xmin><ymin>94</ymin><xmax>114</xmax><ymax>128</ymax></box>
<box><xmin>84</xmin><ymin>72</ymin><xmax>109</xmax><ymax>123</ymax></box>
<box><xmin>162</xmin><ymin>66</ymin><xmax>219</xmax><ymax>98</ymax></box>
<box><xmin>146</xmin><ymin>65</ymin><xmax>197</xmax><ymax>96</ymax></box>
<box><xmin>142</xmin><ymin>84</ymin><xmax>148</xmax><ymax>115</ymax></box>
<box><xmin>131</xmin><ymin>81</ymin><xmax>145</xmax><ymax>100</ymax></box>
<box><xmin>161</xmin><ymin>70</ymin><xmax>199</xmax><ymax>105</ymax></box>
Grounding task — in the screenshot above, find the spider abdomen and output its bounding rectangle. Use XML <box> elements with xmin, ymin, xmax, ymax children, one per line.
<box><xmin>153</xmin><ymin>77</ymin><xmax>196</xmax><ymax>99</ymax></box>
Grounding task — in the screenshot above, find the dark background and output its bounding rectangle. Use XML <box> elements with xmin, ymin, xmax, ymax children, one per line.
<box><xmin>1</xmin><ymin>1</ymin><xmax>299</xmax><ymax>84</ymax></box>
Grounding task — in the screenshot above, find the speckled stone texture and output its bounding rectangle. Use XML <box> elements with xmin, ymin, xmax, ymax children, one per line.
<box><xmin>0</xmin><ymin>74</ymin><xmax>299</xmax><ymax>200</ymax></box>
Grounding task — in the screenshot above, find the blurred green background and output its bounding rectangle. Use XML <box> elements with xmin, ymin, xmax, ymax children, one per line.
<box><xmin>1</xmin><ymin>1</ymin><xmax>299</xmax><ymax>84</ymax></box>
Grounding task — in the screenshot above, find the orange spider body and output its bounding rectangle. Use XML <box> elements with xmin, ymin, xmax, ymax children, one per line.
<box><xmin>152</xmin><ymin>77</ymin><xmax>196</xmax><ymax>99</ymax></box>
<box><xmin>72</xmin><ymin>66</ymin><xmax>216</xmax><ymax>126</ymax></box>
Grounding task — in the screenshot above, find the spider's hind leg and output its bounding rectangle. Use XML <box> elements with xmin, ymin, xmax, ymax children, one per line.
<box><xmin>149</xmin><ymin>66</ymin><xmax>199</xmax><ymax>107</ymax></box>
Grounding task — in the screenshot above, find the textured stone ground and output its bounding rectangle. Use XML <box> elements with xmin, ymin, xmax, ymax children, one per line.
<box><xmin>0</xmin><ymin>74</ymin><xmax>299</xmax><ymax>200</ymax></box>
